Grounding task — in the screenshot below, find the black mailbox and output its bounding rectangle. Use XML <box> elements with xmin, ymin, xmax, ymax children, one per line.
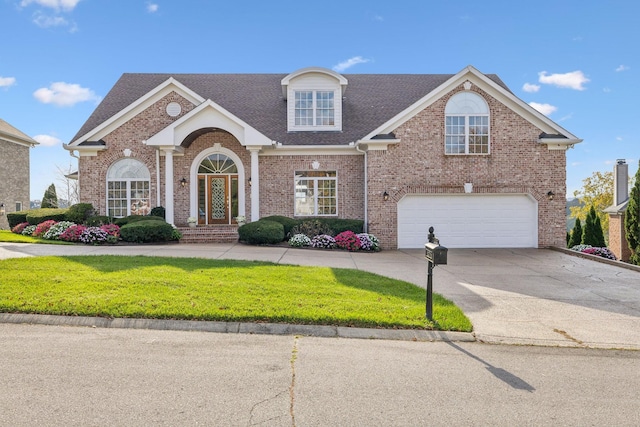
<box><xmin>425</xmin><ymin>242</ymin><xmax>448</xmax><ymax>266</ymax></box>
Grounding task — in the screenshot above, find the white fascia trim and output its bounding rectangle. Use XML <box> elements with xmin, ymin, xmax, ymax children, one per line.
<box><xmin>69</xmin><ymin>77</ymin><xmax>205</xmax><ymax>146</ymax></box>
<box><xmin>261</xmin><ymin>144</ymin><xmax>361</xmax><ymax>156</ymax></box>
<box><xmin>281</xmin><ymin>66</ymin><xmax>348</xmax><ymax>99</ymax></box>
<box><xmin>0</xmin><ymin>132</ymin><xmax>38</xmax><ymax>147</ymax></box>
<box><xmin>361</xmin><ymin>65</ymin><xmax>581</xmax><ymax>143</ymax></box>
<box><xmin>63</xmin><ymin>142</ymin><xmax>106</xmax><ymax>157</ymax></box>
<box><xmin>538</xmin><ymin>138</ymin><xmax>583</xmax><ymax>151</ymax></box>
<box><xmin>355</xmin><ymin>139</ymin><xmax>401</xmax><ymax>151</ymax></box>
<box><xmin>145</xmin><ymin>99</ymin><xmax>273</xmax><ymax>148</ymax></box>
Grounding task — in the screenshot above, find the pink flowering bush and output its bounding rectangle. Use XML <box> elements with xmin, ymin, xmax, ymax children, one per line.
<box><xmin>11</xmin><ymin>222</ymin><xmax>29</xmax><ymax>234</ymax></box>
<box><xmin>100</xmin><ymin>223</ymin><xmax>120</xmax><ymax>238</ymax></box>
<box><xmin>32</xmin><ymin>220</ymin><xmax>57</xmax><ymax>238</ymax></box>
<box><xmin>59</xmin><ymin>224</ymin><xmax>87</xmax><ymax>242</ymax></box>
<box><xmin>334</xmin><ymin>230</ymin><xmax>362</xmax><ymax>252</ymax></box>
<box><xmin>570</xmin><ymin>245</ymin><xmax>617</xmax><ymax>260</ymax></box>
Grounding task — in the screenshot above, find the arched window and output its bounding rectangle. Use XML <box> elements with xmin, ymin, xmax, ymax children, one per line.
<box><xmin>445</xmin><ymin>92</ymin><xmax>490</xmax><ymax>154</ymax></box>
<box><xmin>106</xmin><ymin>158</ymin><xmax>151</xmax><ymax>217</ymax></box>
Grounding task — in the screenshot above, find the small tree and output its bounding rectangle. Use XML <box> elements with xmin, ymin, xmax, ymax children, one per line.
<box><xmin>568</xmin><ymin>217</ymin><xmax>582</xmax><ymax>247</ymax></box>
<box><xmin>41</xmin><ymin>184</ymin><xmax>58</xmax><ymax>209</ymax></box>
<box><xmin>570</xmin><ymin>171</ymin><xmax>613</xmax><ymax>241</ymax></box>
<box><xmin>625</xmin><ymin>163</ymin><xmax>640</xmax><ymax>264</ymax></box>
<box><xmin>582</xmin><ymin>205</ymin><xmax>605</xmax><ymax>247</ymax></box>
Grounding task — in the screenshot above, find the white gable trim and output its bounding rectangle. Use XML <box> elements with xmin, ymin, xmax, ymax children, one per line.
<box><xmin>0</xmin><ymin>132</ymin><xmax>38</xmax><ymax>148</ymax></box>
<box><xmin>69</xmin><ymin>77</ymin><xmax>205</xmax><ymax>146</ymax></box>
<box><xmin>281</xmin><ymin>66</ymin><xmax>348</xmax><ymax>99</ymax></box>
<box><xmin>360</xmin><ymin>65</ymin><xmax>582</xmax><ymax>144</ymax></box>
<box><xmin>145</xmin><ymin>99</ymin><xmax>273</xmax><ymax>148</ymax></box>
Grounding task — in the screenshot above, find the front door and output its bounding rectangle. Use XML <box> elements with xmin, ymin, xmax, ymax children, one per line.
<box><xmin>208</xmin><ymin>175</ymin><xmax>229</xmax><ymax>224</ymax></box>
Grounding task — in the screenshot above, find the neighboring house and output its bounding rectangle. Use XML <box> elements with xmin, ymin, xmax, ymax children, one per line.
<box><xmin>604</xmin><ymin>159</ymin><xmax>631</xmax><ymax>261</ymax></box>
<box><xmin>64</xmin><ymin>66</ymin><xmax>581</xmax><ymax>249</ymax></box>
<box><xmin>0</xmin><ymin>119</ymin><xmax>38</xmax><ymax>230</ymax></box>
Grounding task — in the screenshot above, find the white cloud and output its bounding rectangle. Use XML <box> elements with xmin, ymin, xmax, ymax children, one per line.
<box><xmin>529</xmin><ymin>102</ymin><xmax>557</xmax><ymax>116</ymax></box>
<box><xmin>0</xmin><ymin>76</ymin><xmax>17</xmax><ymax>88</ymax></box>
<box><xmin>616</xmin><ymin>136</ymin><xmax>623</xmax><ymax>141</ymax></box>
<box><xmin>147</xmin><ymin>2</ymin><xmax>159</xmax><ymax>13</ymax></box>
<box><xmin>522</xmin><ymin>83</ymin><xmax>540</xmax><ymax>93</ymax></box>
<box><xmin>20</xmin><ymin>0</ymin><xmax>81</xmax><ymax>12</ymax></box>
<box><xmin>373</xmin><ymin>15</ymin><xmax>383</xmax><ymax>21</ymax></box>
<box><xmin>33</xmin><ymin>134</ymin><xmax>61</xmax><ymax>146</ymax></box>
<box><xmin>538</xmin><ymin>70</ymin><xmax>589</xmax><ymax>90</ymax></box>
<box><xmin>603</xmin><ymin>87</ymin><xmax>611</xmax><ymax>93</ymax></box>
<box><xmin>33</xmin><ymin>82</ymin><xmax>100</xmax><ymax>107</ymax></box>
<box><xmin>33</xmin><ymin>12</ymin><xmax>68</xmax><ymax>28</ymax></box>
<box><xmin>332</xmin><ymin>56</ymin><xmax>370</xmax><ymax>72</ymax></box>
<box><xmin>615</xmin><ymin>65</ymin><xmax>629</xmax><ymax>72</ymax></box>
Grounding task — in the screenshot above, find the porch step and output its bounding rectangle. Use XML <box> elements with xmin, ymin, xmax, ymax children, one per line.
<box><xmin>178</xmin><ymin>225</ymin><xmax>239</xmax><ymax>244</ymax></box>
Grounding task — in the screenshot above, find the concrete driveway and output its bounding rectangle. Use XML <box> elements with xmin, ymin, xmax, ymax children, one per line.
<box><xmin>1</xmin><ymin>242</ymin><xmax>639</xmax><ymax>349</ymax></box>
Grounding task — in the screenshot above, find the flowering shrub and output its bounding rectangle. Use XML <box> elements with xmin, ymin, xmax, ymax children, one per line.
<box><xmin>22</xmin><ymin>225</ymin><xmax>37</xmax><ymax>236</ymax></box>
<box><xmin>311</xmin><ymin>234</ymin><xmax>336</xmax><ymax>249</ymax></box>
<box><xmin>12</xmin><ymin>222</ymin><xmax>29</xmax><ymax>234</ymax></box>
<box><xmin>80</xmin><ymin>226</ymin><xmax>110</xmax><ymax>244</ymax></box>
<box><xmin>570</xmin><ymin>245</ymin><xmax>617</xmax><ymax>261</ymax></box>
<box><xmin>357</xmin><ymin>233</ymin><xmax>380</xmax><ymax>251</ymax></box>
<box><xmin>60</xmin><ymin>225</ymin><xmax>87</xmax><ymax>242</ymax></box>
<box><xmin>289</xmin><ymin>233</ymin><xmax>311</xmax><ymax>248</ymax></box>
<box><xmin>100</xmin><ymin>223</ymin><xmax>120</xmax><ymax>238</ymax></box>
<box><xmin>32</xmin><ymin>220</ymin><xmax>57</xmax><ymax>238</ymax></box>
<box><xmin>43</xmin><ymin>221</ymin><xmax>76</xmax><ymax>240</ymax></box>
<box><xmin>335</xmin><ymin>230</ymin><xmax>362</xmax><ymax>252</ymax></box>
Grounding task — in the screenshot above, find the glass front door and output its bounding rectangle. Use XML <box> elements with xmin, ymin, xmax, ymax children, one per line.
<box><xmin>197</xmin><ymin>174</ymin><xmax>239</xmax><ymax>225</ymax></box>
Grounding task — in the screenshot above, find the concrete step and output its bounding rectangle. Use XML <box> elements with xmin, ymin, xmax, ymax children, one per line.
<box><xmin>177</xmin><ymin>226</ymin><xmax>239</xmax><ymax>244</ymax></box>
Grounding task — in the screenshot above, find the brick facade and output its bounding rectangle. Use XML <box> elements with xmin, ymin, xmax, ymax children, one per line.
<box><xmin>608</xmin><ymin>213</ymin><xmax>632</xmax><ymax>261</ymax></box>
<box><xmin>0</xmin><ymin>139</ymin><xmax>30</xmax><ymax>230</ymax></box>
<box><xmin>367</xmin><ymin>84</ymin><xmax>566</xmax><ymax>249</ymax></box>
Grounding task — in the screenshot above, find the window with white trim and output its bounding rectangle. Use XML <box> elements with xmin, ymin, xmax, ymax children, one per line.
<box><xmin>106</xmin><ymin>158</ymin><xmax>151</xmax><ymax>217</ymax></box>
<box><xmin>15</xmin><ymin>202</ymin><xmax>22</xmax><ymax>212</ymax></box>
<box><xmin>445</xmin><ymin>92</ymin><xmax>490</xmax><ymax>154</ymax></box>
<box><xmin>294</xmin><ymin>171</ymin><xmax>337</xmax><ymax>216</ymax></box>
<box><xmin>294</xmin><ymin>90</ymin><xmax>335</xmax><ymax>127</ymax></box>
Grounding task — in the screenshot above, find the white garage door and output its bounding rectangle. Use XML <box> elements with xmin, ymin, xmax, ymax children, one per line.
<box><xmin>397</xmin><ymin>194</ymin><xmax>538</xmax><ymax>248</ymax></box>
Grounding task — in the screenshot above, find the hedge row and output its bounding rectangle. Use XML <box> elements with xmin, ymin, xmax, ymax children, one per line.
<box><xmin>239</xmin><ymin>216</ymin><xmax>365</xmax><ymax>245</ymax></box>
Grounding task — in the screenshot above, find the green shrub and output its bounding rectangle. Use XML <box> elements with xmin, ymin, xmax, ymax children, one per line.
<box><xmin>84</xmin><ymin>216</ymin><xmax>113</xmax><ymax>227</ymax></box>
<box><xmin>65</xmin><ymin>203</ymin><xmax>94</xmax><ymax>224</ymax></box>
<box><xmin>290</xmin><ymin>219</ymin><xmax>334</xmax><ymax>238</ymax></box>
<box><xmin>261</xmin><ymin>215</ymin><xmax>299</xmax><ymax>238</ymax></box>
<box><xmin>317</xmin><ymin>218</ymin><xmax>364</xmax><ymax>234</ymax></box>
<box><xmin>238</xmin><ymin>220</ymin><xmax>284</xmax><ymax>245</ymax></box>
<box><xmin>115</xmin><ymin>215</ymin><xmax>165</xmax><ymax>227</ymax></box>
<box><xmin>149</xmin><ymin>206</ymin><xmax>166</xmax><ymax>219</ymax></box>
<box><xmin>26</xmin><ymin>208</ymin><xmax>68</xmax><ymax>225</ymax></box>
<box><xmin>7</xmin><ymin>212</ymin><xmax>28</xmax><ymax>229</ymax></box>
<box><xmin>120</xmin><ymin>220</ymin><xmax>174</xmax><ymax>243</ymax></box>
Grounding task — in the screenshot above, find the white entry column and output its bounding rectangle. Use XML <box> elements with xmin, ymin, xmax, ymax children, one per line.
<box><xmin>249</xmin><ymin>147</ymin><xmax>260</xmax><ymax>222</ymax></box>
<box><xmin>162</xmin><ymin>148</ymin><xmax>175</xmax><ymax>225</ymax></box>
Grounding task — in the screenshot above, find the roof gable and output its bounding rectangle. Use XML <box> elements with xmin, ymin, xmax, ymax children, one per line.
<box><xmin>0</xmin><ymin>119</ymin><xmax>38</xmax><ymax>147</ymax></box>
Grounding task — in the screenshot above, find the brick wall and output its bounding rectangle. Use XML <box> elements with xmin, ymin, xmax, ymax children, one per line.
<box><xmin>0</xmin><ymin>140</ymin><xmax>30</xmax><ymax>230</ymax></box>
<box><xmin>367</xmin><ymin>83</ymin><xmax>567</xmax><ymax>249</ymax></box>
<box><xmin>608</xmin><ymin>213</ymin><xmax>632</xmax><ymax>261</ymax></box>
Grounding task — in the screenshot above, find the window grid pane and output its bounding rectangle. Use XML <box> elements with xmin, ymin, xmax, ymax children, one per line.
<box><xmin>295</xmin><ymin>91</ymin><xmax>314</xmax><ymax>126</ymax></box>
<box><xmin>445</xmin><ymin>114</ymin><xmax>489</xmax><ymax>154</ymax></box>
<box><xmin>315</xmin><ymin>91</ymin><xmax>335</xmax><ymax>126</ymax></box>
<box><xmin>294</xmin><ymin>172</ymin><xmax>337</xmax><ymax>216</ymax></box>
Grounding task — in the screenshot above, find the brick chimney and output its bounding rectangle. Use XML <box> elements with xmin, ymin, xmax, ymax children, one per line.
<box><xmin>605</xmin><ymin>159</ymin><xmax>631</xmax><ymax>261</ymax></box>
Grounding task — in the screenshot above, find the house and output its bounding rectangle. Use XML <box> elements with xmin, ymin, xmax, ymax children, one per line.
<box><xmin>0</xmin><ymin>119</ymin><xmax>38</xmax><ymax>230</ymax></box>
<box><xmin>604</xmin><ymin>159</ymin><xmax>632</xmax><ymax>261</ymax></box>
<box><xmin>64</xmin><ymin>66</ymin><xmax>581</xmax><ymax>249</ymax></box>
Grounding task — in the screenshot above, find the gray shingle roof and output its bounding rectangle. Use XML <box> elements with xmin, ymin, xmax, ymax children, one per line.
<box><xmin>71</xmin><ymin>72</ymin><xmax>509</xmax><ymax>146</ymax></box>
<box><xmin>0</xmin><ymin>118</ymin><xmax>37</xmax><ymax>145</ymax></box>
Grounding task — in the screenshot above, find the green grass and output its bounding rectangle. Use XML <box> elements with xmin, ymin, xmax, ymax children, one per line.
<box><xmin>0</xmin><ymin>255</ymin><xmax>472</xmax><ymax>331</ymax></box>
<box><xmin>0</xmin><ymin>230</ymin><xmax>73</xmax><ymax>245</ymax></box>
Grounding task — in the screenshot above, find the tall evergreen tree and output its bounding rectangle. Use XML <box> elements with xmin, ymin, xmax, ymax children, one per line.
<box><xmin>625</xmin><ymin>163</ymin><xmax>640</xmax><ymax>264</ymax></box>
<box><xmin>568</xmin><ymin>217</ymin><xmax>582</xmax><ymax>247</ymax></box>
<box><xmin>582</xmin><ymin>205</ymin><xmax>604</xmax><ymax>247</ymax></box>
<box><xmin>41</xmin><ymin>183</ymin><xmax>58</xmax><ymax>209</ymax></box>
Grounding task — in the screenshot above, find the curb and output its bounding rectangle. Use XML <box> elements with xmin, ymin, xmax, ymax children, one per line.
<box><xmin>0</xmin><ymin>313</ymin><xmax>476</xmax><ymax>343</ymax></box>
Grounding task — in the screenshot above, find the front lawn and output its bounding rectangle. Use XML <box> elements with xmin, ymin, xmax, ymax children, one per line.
<box><xmin>0</xmin><ymin>230</ymin><xmax>72</xmax><ymax>245</ymax></box>
<box><xmin>0</xmin><ymin>255</ymin><xmax>472</xmax><ymax>331</ymax></box>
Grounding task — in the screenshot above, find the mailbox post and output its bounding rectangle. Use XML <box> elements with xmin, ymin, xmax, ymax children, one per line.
<box><xmin>424</xmin><ymin>226</ymin><xmax>448</xmax><ymax>321</ymax></box>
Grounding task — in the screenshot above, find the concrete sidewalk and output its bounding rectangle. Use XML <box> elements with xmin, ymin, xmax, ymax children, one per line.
<box><xmin>1</xmin><ymin>242</ymin><xmax>639</xmax><ymax>349</ymax></box>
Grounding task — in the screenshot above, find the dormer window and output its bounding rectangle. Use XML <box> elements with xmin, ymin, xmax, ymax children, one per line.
<box><xmin>295</xmin><ymin>90</ymin><xmax>335</xmax><ymax>126</ymax></box>
<box><xmin>282</xmin><ymin>67</ymin><xmax>347</xmax><ymax>132</ymax></box>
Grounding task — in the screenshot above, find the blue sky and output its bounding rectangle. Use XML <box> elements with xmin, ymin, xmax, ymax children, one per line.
<box><xmin>1</xmin><ymin>0</ymin><xmax>638</xmax><ymax>201</ymax></box>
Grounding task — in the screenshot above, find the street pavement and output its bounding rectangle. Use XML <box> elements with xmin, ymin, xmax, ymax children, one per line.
<box><xmin>0</xmin><ymin>242</ymin><xmax>639</xmax><ymax>349</ymax></box>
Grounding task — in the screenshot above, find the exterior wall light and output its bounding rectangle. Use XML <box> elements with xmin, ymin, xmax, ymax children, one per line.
<box><xmin>249</xmin><ymin>177</ymin><xmax>252</xmax><ymax>186</ymax></box>
<box><xmin>383</xmin><ymin>191</ymin><xmax>389</xmax><ymax>201</ymax></box>
<box><xmin>180</xmin><ymin>178</ymin><xmax>187</xmax><ymax>187</ymax></box>
<box><xmin>0</xmin><ymin>203</ymin><xmax>4</xmax><ymax>215</ymax></box>
<box><xmin>547</xmin><ymin>191</ymin><xmax>555</xmax><ymax>201</ymax></box>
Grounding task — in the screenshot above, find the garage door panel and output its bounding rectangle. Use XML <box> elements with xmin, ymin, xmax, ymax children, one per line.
<box><xmin>397</xmin><ymin>195</ymin><xmax>537</xmax><ymax>248</ymax></box>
